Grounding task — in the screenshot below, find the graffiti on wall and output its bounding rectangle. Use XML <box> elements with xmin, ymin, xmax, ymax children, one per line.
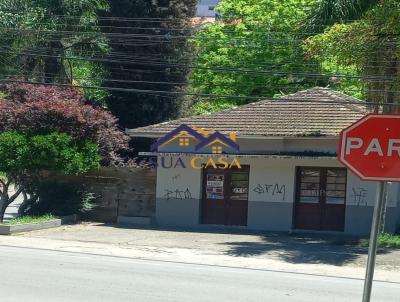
<box><xmin>253</xmin><ymin>183</ymin><xmax>286</xmax><ymax>201</ymax></box>
<box><xmin>163</xmin><ymin>188</ymin><xmax>193</xmax><ymax>200</ymax></box>
<box><xmin>352</xmin><ymin>187</ymin><xmax>368</xmax><ymax>206</ymax></box>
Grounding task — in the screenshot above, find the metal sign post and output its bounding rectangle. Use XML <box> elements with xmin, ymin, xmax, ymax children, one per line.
<box><xmin>338</xmin><ymin>114</ymin><xmax>400</xmax><ymax>302</ymax></box>
<box><xmin>362</xmin><ymin>181</ymin><xmax>386</xmax><ymax>302</ymax></box>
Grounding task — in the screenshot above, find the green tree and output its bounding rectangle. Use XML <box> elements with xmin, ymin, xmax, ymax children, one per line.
<box><xmin>0</xmin><ymin>0</ymin><xmax>109</xmax><ymax>103</ymax></box>
<box><xmin>102</xmin><ymin>0</ymin><xmax>197</xmax><ymax>129</ymax></box>
<box><xmin>0</xmin><ymin>83</ymin><xmax>130</xmax><ymax>220</ymax></box>
<box><xmin>190</xmin><ymin>0</ymin><xmax>322</xmax><ymax>114</ymax></box>
<box><xmin>303</xmin><ymin>0</ymin><xmax>400</xmax><ymax>110</ymax></box>
<box><xmin>302</xmin><ymin>0</ymin><xmax>379</xmax><ymax>33</ymax></box>
<box><xmin>0</xmin><ymin>131</ymin><xmax>99</xmax><ymax>222</ymax></box>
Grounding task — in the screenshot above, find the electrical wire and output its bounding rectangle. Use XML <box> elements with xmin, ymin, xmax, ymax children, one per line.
<box><xmin>1</xmin><ymin>10</ymin><xmax>399</xmax><ymax>106</ymax></box>
<box><xmin>1</xmin><ymin>50</ymin><xmax>393</xmax><ymax>81</ymax></box>
<box><xmin>1</xmin><ymin>78</ymin><xmax>398</xmax><ymax>107</ymax></box>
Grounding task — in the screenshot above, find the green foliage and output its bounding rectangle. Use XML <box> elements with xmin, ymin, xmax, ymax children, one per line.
<box><xmin>0</xmin><ymin>132</ymin><xmax>100</xmax><ymax>176</ymax></box>
<box><xmin>302</xmin><ymin>0</ymin><xmax>379</xmax><ymax>33</ymax></box>
<box><xmin>68</xmin><ymin>61</ymin><xmax>110</xmax><ymax>105</ymax></box>
<box><xmin>0</xmin><ymin>83</ymin><xmax>131</xmax><ymax>166</ymax></box>
<box><xmin>0</xmin><ymin>130</ymin><xmax>100</xmax><ymax>220</ymax></box>
<box><xmin>103</xmin><ymin>0</ymin><xmax>197</xmax><ymax>128</ymax></box>
<box><xmin>303</xmin><ymin>0</ymin><xmax>400</xmax><ymax>106</ymax></box>
<box><xmin>190</xmin><ymin>0</ymin><xmax>322</xmax><ymax>114</ymax></box>
<box><xmin>304</xmin><ymin>23</ymin><xmax>372</xmax><ymax>66</ymax></box>
<box><xmin>4</xmin><ymin>214</ymin><xmax>56</xmax><ymax>225</ymax></box>
<box><xmin>26</xmin><ymin>181</ymin><xmax>96</xmax><ymax>217</ymax></box>
<box><xmin>0</xmin><ymin>131</ymin><xmax>30</xmax><ymax>173</ymax></box>
<box><xmin>191</xmin><ymin>99</ymin><xmax>239</xmax><ymax>115</ymax></box>
<box><xmin>378</xmin><ymin>233</ymin><xmax>400</xmax><ymax>248</ymax></box>
<box><xmin>360</xmin><ymin>233</ymin><xmax>400</xmax><ymax>249</ymax></box>
<box><xmin>190</xmin><ymin>0</ymin><xmax>400</xmax><ymax>114</ymax></box>
<box><xmin>0</xmin><ymin>0</ymin><xmax>110</xmax><ymax>103</ymax></box>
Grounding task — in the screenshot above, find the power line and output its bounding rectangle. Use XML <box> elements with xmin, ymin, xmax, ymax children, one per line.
<box><xmin>9</xmin><ymin>69</ymin><xmax>400</xmax><ymax>94</ymax></box>
<box><xmin>1</xmin><ymin>11</ymin><xmax>398</xmax><ymax>106</ymax></box>
<box><xmin>3</xmin><ymin>71</ymin><xmax>398</xmax><ymax>97</ymax></box>
<box><xmin>0</xmin><ymin>9</ymin><xmax>365</xmax><ymax>20</ymax></box>
<box><xmin>2</xmin><ymin>37</ymin><xmax>399</xmax><ymax>65</ymax></box>
<box><xmin>0</xmin><ymin>22</ymin><xmax>196</xmax><ymax>32</ymax></box>
<box><xmin>1</xmin><ymin>78</ymin><xmax>397</xmax><ymax>107</ymax></box>
<box><xmin>0</xmin><ymin>22</ymin><xmax>373</xmax><ymax>41</ymax></box>
<box><xmin>0</xmin><ymin>50</ymin><xmax>396</xmax><ymax>81</ymax></box>
<box><xmin>3</xmin><ymin>26</ymin><xmax>400</xmax><ymax>42</ymax></box>
<box><xmin>0</xmin><ymin>11</ymin><xmax>194</xmax><ymax>23</ymax></box>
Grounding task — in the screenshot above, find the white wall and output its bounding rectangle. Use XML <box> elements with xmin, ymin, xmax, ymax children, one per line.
<box><xmin>154</xmin><ymin>154</ymin><xmax>399</xmax><ymax>233</ymax></box>
<box><xmin>156</xmin><ymin>156</ymin><xmax>202</xmax><ymax>200</ymax></box>
<box><xmin>155</xmin><ymin>155</ymin><xmax>399</xmax><ymax>206</ymax></box>
<box><xmin>243</xmin><ymin>157</ymin><xmax>341</xmax><ymax>204</ymax></box>
<box><xmin>346</xmin><ymin>173</ymin><xmax>396</xmax><ymax>207</ymax></box>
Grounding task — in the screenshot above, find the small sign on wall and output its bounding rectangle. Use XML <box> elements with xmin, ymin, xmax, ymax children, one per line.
<box><xmin>206</xmin><ymin>174</ymin><xmax>224</xmax><ymax>199</ymax></box>
<box><xmin>207</xmin><ymin>180</ymin><xmax>223</xmax><ymax>187</ymax></box>
<box><xmin>233</xmin><ymin>187</ymin><xmax>247</xmax><ymax>194</ymax></box>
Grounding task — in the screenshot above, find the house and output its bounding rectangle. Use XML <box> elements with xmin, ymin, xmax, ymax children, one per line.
<box><xmin>196</xmin><ymin>0</ymin><xmax>219</xmax><ymax>17</ymax></box>
<box><xmin>127</xmin><ymin>88</ymin><xmax>400</xmax><ymax>235</ymax></box>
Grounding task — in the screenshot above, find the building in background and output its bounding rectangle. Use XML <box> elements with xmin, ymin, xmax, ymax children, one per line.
<box><xmin>196</xmin><ymin>0</ymin><xmax>219</xmax><ymax>17</ymax></box>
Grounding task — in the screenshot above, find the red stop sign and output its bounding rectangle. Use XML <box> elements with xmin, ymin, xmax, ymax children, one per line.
<box><xmin>338</xmin><ymin>114</ymin><xmax>400</xmax><ymax>181</ymax></box>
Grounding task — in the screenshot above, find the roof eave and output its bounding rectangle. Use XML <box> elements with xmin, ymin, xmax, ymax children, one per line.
<box><xmin>126</xmin><ymin>130</ymin><xmax>340</xmax><ymax>140</ymax></box>
<box><xmin>126</xmin><ymin>130</ymin><xmax>166</xmax><ymax>138</ymax></box>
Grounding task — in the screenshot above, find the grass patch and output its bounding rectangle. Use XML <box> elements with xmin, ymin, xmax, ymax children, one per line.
<box><xmin>5</xmin><ymin>215</ymin><xmax>56</xmax><ymax>225</ymax></box>
<box><xmin>360</xmin><ymin>233</ymin><xmax>400</xmax><ymax>249</ymax></box>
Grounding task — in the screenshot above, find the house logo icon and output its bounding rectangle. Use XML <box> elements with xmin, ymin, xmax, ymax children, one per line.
<box><xmin>150</xmin><ymin>124</ymin><xmax>240</xmax><ymax>154</ymax></box>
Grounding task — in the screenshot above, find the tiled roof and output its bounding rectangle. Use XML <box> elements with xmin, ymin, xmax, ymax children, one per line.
<box><xmin>127</xmin><ymin>87</ymin><xmax>369</xmax><ymax>138</ymax></box>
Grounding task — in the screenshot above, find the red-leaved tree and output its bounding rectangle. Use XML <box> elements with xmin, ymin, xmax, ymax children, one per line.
<box><xmin>0</xmin><ymin>83</ymin><xmax>133</xmax><ymax>220</ymax></box>
<box><xmin>0</xmin><ymin>83</ymin><xmax>131</xmax><ymax>166</ymax></box>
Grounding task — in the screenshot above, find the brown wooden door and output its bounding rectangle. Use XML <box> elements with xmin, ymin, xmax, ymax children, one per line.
<box><xmin>294</xmin><ymin>167</ymin><xmax>347</xmax><ymax>231</ymax></box>
<box><xmin>201</xmin><ymin>166</ymin><xmax>249</xmax><ymax>226</ymax></box>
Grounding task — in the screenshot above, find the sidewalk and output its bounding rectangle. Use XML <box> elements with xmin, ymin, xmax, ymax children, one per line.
<box><xmin>1</xmin><ymin>222</ymin><xmax>400</xmax><ymax>282</ymax></box>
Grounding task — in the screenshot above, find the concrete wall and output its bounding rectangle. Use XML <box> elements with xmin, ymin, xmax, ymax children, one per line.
<box><xmin>344</xmin><ymin>174</ymin><xmax>398</xmax><ymax>235</ymax></box>
<box><xmin>156</xmin><ymin>157</ymin><xmax>202</xmax><ymax>226</ymax></box>
<box><xmin>55</xmin><ymin>168</ymin><xmax>156</xmax><ymax>223</ymax></box>
<box><xmin>154</xmin><ymin>154</ymin><xmax>400</xmax><ymax>235</ymax></box>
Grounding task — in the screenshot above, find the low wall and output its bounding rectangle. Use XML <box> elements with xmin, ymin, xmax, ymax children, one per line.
<box><xmin>54</xmin><ymin>167</ymin><xmax>156</xmax><ymax>223</ymax></box>
<box><xmin>0</xmin><ymin>219</ymin><xmax>61</xmax><ymax>235</ymax></box>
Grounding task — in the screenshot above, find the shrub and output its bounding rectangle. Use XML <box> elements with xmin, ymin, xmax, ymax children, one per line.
<box><xmin>0</xmin><ymin>132</ymin><xmax>100</xmax><ymax>175</ymax></box>
<box><xmin>26</xmin><ymin>181</ymin><xmax>97</xmax><ymax>217</ymax></box>
<box><xmin>0</xmin><ymin>131</ymin><xmax>100</xmax><ymax>221</ymax></box>
<box><xmin>0</xmin><ymin>83</ymin><xmax>131</xmax><ymax>166</ymax></box>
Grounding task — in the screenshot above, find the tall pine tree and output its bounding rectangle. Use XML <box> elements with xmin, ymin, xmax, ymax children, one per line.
<box><xmin>102</xmin><ymin>0</ymin><xmax>197</xmax><ymax>129</ymax></box>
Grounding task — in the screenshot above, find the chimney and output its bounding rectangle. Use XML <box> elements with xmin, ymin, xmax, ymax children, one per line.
<box><xmin>229</xmin><ymin>132</ymin><xmax>237</xmax><ymax>142</ymax></box>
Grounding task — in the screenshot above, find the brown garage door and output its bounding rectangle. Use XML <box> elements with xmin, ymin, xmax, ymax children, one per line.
<box><xmin>294</xmin><ymin>167</ymin><xmax>347</xmax><ymax>231</ymax></box>
<box><xmin>201</xmin><ymin>166</ymin><xmax>249</xmax><ymax>226</ymax></box>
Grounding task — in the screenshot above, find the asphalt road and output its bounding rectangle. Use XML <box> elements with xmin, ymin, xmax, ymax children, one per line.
<box><xmin>0</xmin><ymin>246</ymin><xmax>398</xmax><ymax>302</ymax></box>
